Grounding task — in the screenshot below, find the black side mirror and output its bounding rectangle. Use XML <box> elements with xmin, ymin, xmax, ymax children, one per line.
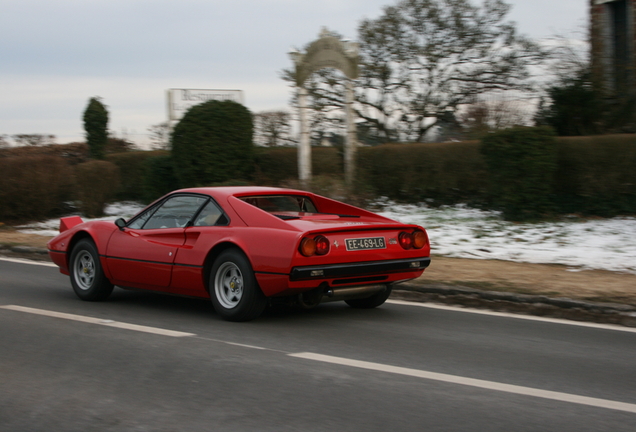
<box><xmin>115</xmin><ymin>218</ymin><xmax>127</xmax><ymax>230</ymax></box>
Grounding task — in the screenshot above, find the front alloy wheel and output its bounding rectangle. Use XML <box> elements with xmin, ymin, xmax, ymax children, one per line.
<box><xmin>69</xmin><ymin>239</ymin><xmax>114</xmax><ymax>301</ymax></box>
<box><xmin>73</xmin><ymin>250</ymin><xmax>96</xmax><ymax>291</ymax></box>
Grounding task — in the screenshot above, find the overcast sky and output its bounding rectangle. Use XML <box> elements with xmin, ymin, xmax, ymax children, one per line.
<box><xmin>0</xmin><ymin>0</ymin><xmax>588</xmax><ymax>146</ymax></box>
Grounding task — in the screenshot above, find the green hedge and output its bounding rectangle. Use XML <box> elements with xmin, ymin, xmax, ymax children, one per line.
<box><xmin>555</xmin><ymin>135</ymin><xmax>636</xmax><ymax>216</ymax></box>
<box><xmin>481</xmin><ymin>127</ymin><xmax>558</xmax><ymax>220</ymax></box>
<box><xmin>142</xmin><ymin>153</ymin><xmax>178</xmax><ymax>202</ymax></box>
<box><xmin>358</xmin><ymin>141</ymin><xmax>489</xmax><ymax>206</ymax></box>
<box><xmin>0</xmin><ymin>155</ymin><xmax>74</xmax><ymax>222</ymax></box>
<box><xmin>3</xmin><ymin>134</ymin><xmax>636</xmax><ymax>223</ymax></box>
<box><xmin>253</xmin><ymin>147</ymin><xmax>297</xmax><ymax>185</ymax></box>
<box><xmin>355</xmin><ymin>133</ymin><xmax>636</xmax><ymax>218</ymax></box>
<box><xmin>74</xmin><ymin>160</ymin><xmax>120</xmax><ymax>217</ymax></box>
<box><xmin>253</xmin><ymin>146</ymin><xmax>343</xmax><ymax>186</ymax></box>
<box><xmin>106</xmin><ymin>151</ymin><xmax>169</xmax><ymax>201</ymax></box>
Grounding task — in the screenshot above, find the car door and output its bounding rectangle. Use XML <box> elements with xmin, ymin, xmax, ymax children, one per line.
<box><xmin>105</xmin><ymin>194</ymin><xmax>207</xmax><ymax>289</ymax></box>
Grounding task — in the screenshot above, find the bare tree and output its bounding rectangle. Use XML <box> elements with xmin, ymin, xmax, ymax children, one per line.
<box><xmin>284</xmin><ymin>0</ymin><xmax>544</xmax><ymax>143</ymax></box>
<box><xmin>459</xmin><ymin>96</ymin><xmax>531</xmax><ymax>138</ymax></box>
<box><xmin>147</xmin><ymin>121</ymin><xmax>172</xmax><ymax>150</ymax></box>
<box><xmin>12</xmin><ymin>134</ymin><xmax>56</xmax><ymax>146</ymax></box>
<box><xmin>253</xmin><ymin>110</ymin><xmax>294</xmax><ymax>146</ymax></box>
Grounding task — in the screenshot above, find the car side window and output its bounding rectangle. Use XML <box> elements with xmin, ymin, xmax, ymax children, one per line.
<box><xmin>134</xmin><ymin>195</ymin><xmax>207</xmax><ymax>229</ymax></box>
<box><xmin>127</xmin><ymin>206</ymin><xmax>156</xmax><ymax>229</ymax></box>
<box><xmin>193</xmin><ymin>200</ymin><xmax>228</xmax><ymax>226</ymax></box>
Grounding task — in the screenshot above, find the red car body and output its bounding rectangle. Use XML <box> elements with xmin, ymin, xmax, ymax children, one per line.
<box><xmin>48</xmin><ymin>187</ymin><xmax>430</xmax><ymax>320</ymax></box>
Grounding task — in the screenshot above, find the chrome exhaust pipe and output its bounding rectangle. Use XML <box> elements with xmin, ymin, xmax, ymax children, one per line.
<box><xmin>322</xmin><ymin>284</ymin><xmax>387</xmax><ymax>303</ymax></box>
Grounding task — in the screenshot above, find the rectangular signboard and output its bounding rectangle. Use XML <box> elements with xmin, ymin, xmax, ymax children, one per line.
<box><xmin>167</xmin><ymin>89</ymin><xmax>244</xmax><ymax>121</ymax></box>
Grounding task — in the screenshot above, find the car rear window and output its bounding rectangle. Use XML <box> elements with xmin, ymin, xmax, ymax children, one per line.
<box><xmin>239</xmin><ymin>195</ymin><xmax>318</xmax><ymax>213</ymax></box>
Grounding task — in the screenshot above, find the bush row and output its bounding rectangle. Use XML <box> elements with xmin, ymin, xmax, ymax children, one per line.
<box><xmin>360</xmin><ymin>132</ymin><xmax>636</xmax><ymax>219</ymax></box>
<box><xmin>2</xmin><ymin>132</ymin><xmax>636</xmax><ymax>222</ymax></box>
<box><xmin>0</xmin><ymin>156</ymin><xmax>120</xmax><ymax>221</ymax></box>
<box><xmin>0</xmin><ymin>156</ymin><xmax>74</xmax><ymax>221</ymax></box>
<box><xmin>105</xmin><ymin>151</ymin><xmax>172</xmax><ymax>202</ymax></box>
<box><xmin>358</xmin><ymin>141</ymin><xmax>489</xmax><ymax>207</ymax></box>
<box><xmin>555</xmin><ymin>135</ymin><xmax>636</xmax><ymax>216</ymax></box>
<box><xmin>252</xmin><ymin>146</ymin><xmax>343</xmax><ymax>185</ymax></box>
<box><xmin>253</xmin><ymin>132</ymin><xmax>636</xmax><ymax>219</ymax></box>
<box><xmin>481</xmin><ymin>126</ymin><xmax>558</xmax><ymax>220</ymax></box>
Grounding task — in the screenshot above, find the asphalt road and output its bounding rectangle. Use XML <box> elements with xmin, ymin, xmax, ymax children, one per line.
<box><xmin>1</xmin><ymin>257</ymin><xmax>636</xmax><ymax>432</ymax></box>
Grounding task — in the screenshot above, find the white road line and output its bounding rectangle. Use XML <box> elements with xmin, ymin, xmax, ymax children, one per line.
<box><xmin>3</xmin><ymin>257</ymin><xmax>635</xmax><ymax>334</ymax></box>
<box><xmin>224</xmin><ymin>342</ymin><xmax>269</xmax><ymax>350</ymax></box>
<box><xmin>289</xmin><ymin>352</ymin><xmax>636</xmax><ymax>414</ymax></box>
<box><xmin>387</xmin><ymin>300</ymin><xmax>636</xmax><ymax>333</ymax></box>
<box><xmin>0</xmin><ymin>257</ymin><xmax>57</xmax><ymax>267</ymax></box>
<box><xmin>0</xmin><ymin>305</ymin><xmax>195</xmax><ymax>337</ymax></box>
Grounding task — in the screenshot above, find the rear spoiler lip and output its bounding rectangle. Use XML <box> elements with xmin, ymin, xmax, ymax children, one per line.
<box><xmin>59</xmin><ymin>216</ymin><xmax>84</xmax><ymax>233</ymax></box>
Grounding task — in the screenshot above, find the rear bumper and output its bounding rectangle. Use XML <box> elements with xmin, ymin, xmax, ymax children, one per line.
<box><xmin>290</xmin><ymin>257</ymin><xmax>431</xmax><ymax>281</ymax></box>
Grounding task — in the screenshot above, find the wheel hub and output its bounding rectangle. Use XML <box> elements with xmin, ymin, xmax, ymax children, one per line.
<box><xmin>214</xmin><ymin>262</ymin><xmax>244</xmax><ymax>309</ymax></box>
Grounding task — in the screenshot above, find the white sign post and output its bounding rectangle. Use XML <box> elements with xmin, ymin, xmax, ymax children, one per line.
<box><xmin>167</xmin><ymin>89</ymin><xmax>244</xmax><ymax>122</ymax></box>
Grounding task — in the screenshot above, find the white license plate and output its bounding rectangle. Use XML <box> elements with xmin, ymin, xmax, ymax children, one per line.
<box><xmin>345</xmin><ymin>237</ymin><xmax>386</xmax><ymax>251</ymax></box>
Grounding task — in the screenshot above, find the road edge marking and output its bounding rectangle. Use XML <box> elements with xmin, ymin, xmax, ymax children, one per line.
<box><xmin>0</xmin><ymin>305</ymin><xmax>195</xmax><ymax>337</ymax></box>
<box><xmin>0</xmin><ymin>256</ymin><xmax>57</xmax><ymax>267</ymax></box>
<box><xmin>3</xmin><ymin>257</ymin><xmax>635</xmax><ymax>334</ymax></box>
<box><xmin>289</xmin><ymin>352</ymin><xmax>636</xmax><ymax>414</ymax></box>
<box><xmin>387</xmin><ymin>300</ymin><xmax>636</xmax><ymax>333</ymax></box>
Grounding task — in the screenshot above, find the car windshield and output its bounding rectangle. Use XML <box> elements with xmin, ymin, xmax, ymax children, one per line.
<box><xmin>239</xmin><ymin>195</ymin><xmax>318</xmax><ymax>214</ymax></box>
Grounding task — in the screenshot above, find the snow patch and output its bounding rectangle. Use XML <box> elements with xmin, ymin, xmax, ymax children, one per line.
<box><xmin>18</xmin><ymin>200</ymin><xmax>636</xmax><ymax>275</ymax></box>
<box><xmin>376</xmin><ymin>201</ymin><xmax>636</xmax><ymax>275</ymax></box>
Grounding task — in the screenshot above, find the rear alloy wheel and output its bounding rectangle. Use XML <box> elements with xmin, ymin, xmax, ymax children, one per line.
<box><xmin>345</xmin><ymin>285</ymin><xmax>392</xmax><ymax>309</ymax></box>
<box><xmin>69</xmin><ymin>239</ymin><xmax>114</xmax><ymax>301</ymax></box>
<box><xmin>210</xmin><ymin>249</ymin><xmax>267</xmax><ymax>321</ymax></box>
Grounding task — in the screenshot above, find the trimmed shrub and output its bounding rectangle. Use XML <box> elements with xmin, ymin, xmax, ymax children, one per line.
<box><xmin>142</xmin><ymin>153</ymin><xmax>178</xmax><ymax>202</ymax></box>
<box><xmin>555</xmin><ymin>135</ymin><xmax>636</xmax><ymax>216</ymax></box>
<box><xmin>83</xmin><ymin>97</ymin><xmax>109</xmax><ymax>160</ymax></box>
<box><xmin>0</xmin><ymin>155</ymin><xmax>74</xmax><ymax>222</ymax></box>
<box><xmin>74</xmin><ymin>160</ymin><xmax>120</xmax><ymax>217</ymax></box>
<box><xmin>481</xmin><ymin>126</ymin><xmax>558</xmax><ymax>221</ymax></box>
<box><xmin>312</xmin><ymin>147</ymin><xmax>343</xmax><ymax>177</ymax></box>
<box><xmin>0</xmin><ymin>142</ymin><xmax>89</xmax><ymax>165</ymax></box>
<box><xmin>253</xmin><ymin>147</ymin><xmax>297</xmax><ymax>185</ymax></box>
<box><xmin>105</xmin><ymin>137</ymin><xmax>135</xmax><ymax>154</ymax></box>
<box><xmin>251</xmin><ymin>134</ymin><xmax>635</xmax><ymax>218</ymax></box>
<box><xmin>253</xmin><ymin>146</ymin><xmax>343</xmax><ymax>186</ymax></box>
<box><xmin>106</xmin><ymin>151</ymin><xmax>166</xmax><ymax>201</ymax></box>
<box><xmin>171</xmin><ymin>100</ymin><xmax>254</xmax><ymax>187</ymax></box>
<box><xmin>357</xmin><ymin>141</ymin><xmax>489</xmax><ymax>205</ymax></box>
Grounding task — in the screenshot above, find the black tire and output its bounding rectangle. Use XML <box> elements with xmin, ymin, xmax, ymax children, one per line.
<box><xmin>345</xmin><ymin>285</ymin><xmax>392</xmax><ymax>309</ymax></box>
<box><xmin>69</xmin><ymin>239</ymin><xmax>114</xmax><ymax>301</ymax></box>
<box><xmin>209</xmin><ymin>249</ymin><xmax>267</xmax><ymax>322</ymax></box>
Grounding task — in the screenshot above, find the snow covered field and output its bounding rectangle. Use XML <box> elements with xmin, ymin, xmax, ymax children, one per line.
<box><xmin>19</xmin><ymin>201</ymin><xmax>636</xmax><ymax>275</ymax></box>
<box><xmin>375</xmin><ymin>201</ymin><xmax>636</xmax><ymax>275</ymax></box>
<box><xmin>18</xmin><ymin>202</ymin><xmax>145</xmax><ymax>238</ymax></box>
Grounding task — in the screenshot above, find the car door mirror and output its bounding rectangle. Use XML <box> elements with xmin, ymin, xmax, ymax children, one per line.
<box><xmin>115</xmin><ymin>218</ymin><xmax>127</xmax><ymax>230</ymax></box>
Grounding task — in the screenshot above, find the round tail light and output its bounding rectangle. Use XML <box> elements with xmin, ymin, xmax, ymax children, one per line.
<box><xmin>412</xmin><ymin>230</ymin><xmax>428</xmax><ymax>249</ymax></box>
<box><xmin>299</xmin><ymin>238</ymin><xmax>316</xmax><ymax>257</ymax></box>
<box><xmin>398</xmin><ymin>231</ymin><xmax>413</xmax><ymax>249</ymax></box>
<box><xmin>314</xmin><ymin>235</ymin><xmax>330</xmax><ymax>255</ymax></box>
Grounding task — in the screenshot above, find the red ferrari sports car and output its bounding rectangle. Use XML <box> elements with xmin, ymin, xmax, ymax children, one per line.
<box><xmin>47</xmin><ymin>187</ymin><xmax>430</xmax><ymax>321</ymax></box>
